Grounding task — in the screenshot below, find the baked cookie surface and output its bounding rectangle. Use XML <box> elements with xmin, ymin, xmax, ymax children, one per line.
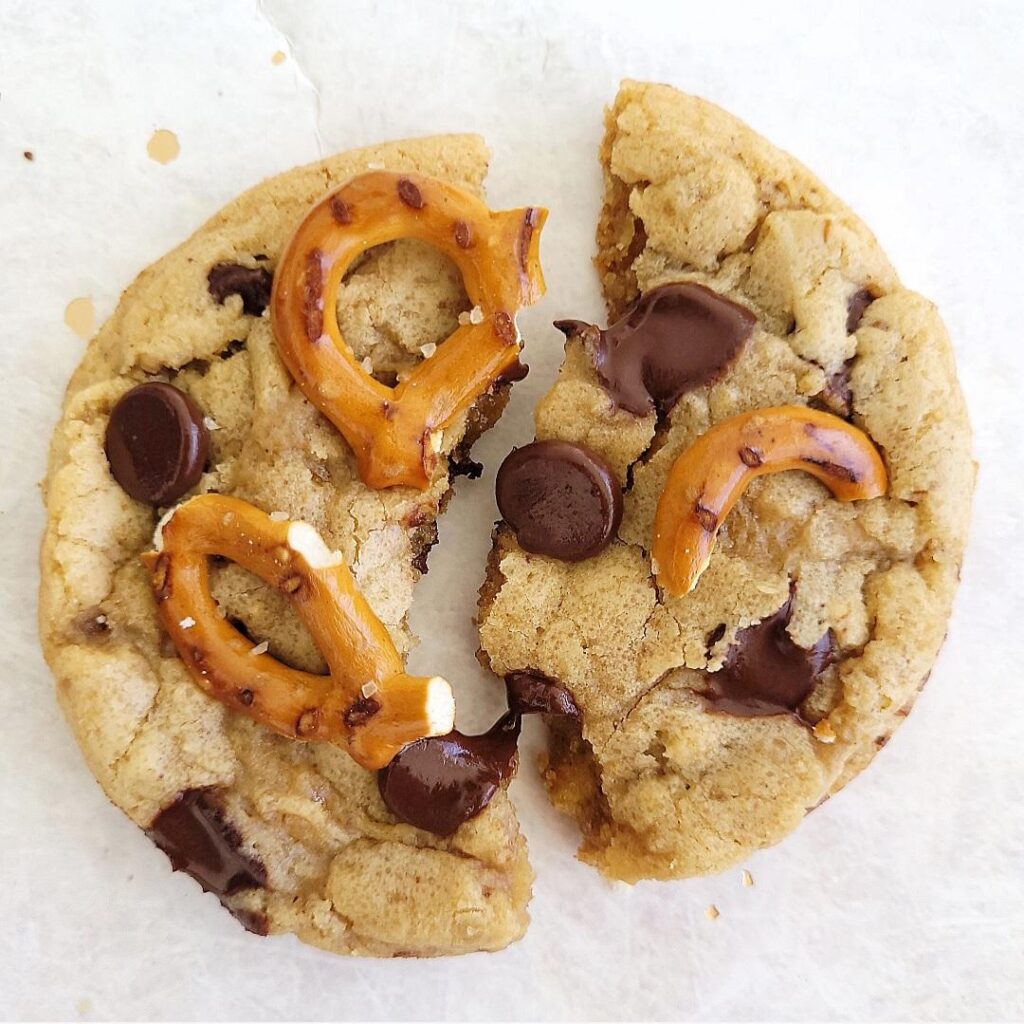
<box><xmin>478</xmin><ymin>82</ymin><xmax>973</xmax><ymax>881</ymax></box>
<box><xmin>39</xmin><ymin>136</ymin><xmax>532</xmax><ymax>956</ymax></box>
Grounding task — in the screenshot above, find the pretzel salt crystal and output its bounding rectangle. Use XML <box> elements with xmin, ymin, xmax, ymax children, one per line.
<box><xmin>271</xmin><ymin>170</ymin><xmax>546</xmax><ymax>490</ymax></box>
<box><xmin>141</xmin><ymin>494</ymin><xmax>454</xmax><ymax>770</ymax></box>
<box><xmin>652</xmin><ymin>406</ymin><xmax>888</xmax><ymax>596</ymax></box>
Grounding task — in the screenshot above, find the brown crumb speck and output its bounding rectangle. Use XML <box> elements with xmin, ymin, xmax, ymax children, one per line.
<box><xmin>739</xmin><ymin>446</ymin><xmax>764</xmax><ymax>468</ymax></box>
<box><xmin>344</xmin><ymin>695</ymin><xmax>381</xmax><ymax>729</ymax></box>
<box><xmin>397</xmin><ymin>178</ymin><xmax>424</xmax><ymax>209</ymax></box>
<box><xmin>694</xmin><ymin>503</ymin><xmax>718</xmax><ymax>532</ymax></box>
<box><xmin>23</xmin><ymin>150</ymin><xmax>34</xmax><ymax>161</ymax></box>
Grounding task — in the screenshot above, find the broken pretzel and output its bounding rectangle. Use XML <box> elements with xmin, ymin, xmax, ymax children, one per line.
<box><xmin>142</xmin><ymin>494</ymin><xmax>455</xmax><ymax>770</ymax></box>
<box><xmin>652</xmin><ymin>406</ymin><xmax>888</xmax><ymax>596</ymax></box>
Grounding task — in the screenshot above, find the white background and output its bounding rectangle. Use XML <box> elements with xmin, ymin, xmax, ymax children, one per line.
<box><xmin>1</xmin><ymin>1</ymin><xmax>1021</xmax><ymax>1020</ymax></box>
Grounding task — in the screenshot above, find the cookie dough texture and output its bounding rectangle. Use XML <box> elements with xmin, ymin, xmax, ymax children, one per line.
<box><xmin>479</xmin><ymin>82</ymin><xmax>974</xmax><ymax>881</ymax></box>
<box><xmin>39</xmin><ymin>135</ymin><xmax>531</xmax><ymax>956</ymax></box>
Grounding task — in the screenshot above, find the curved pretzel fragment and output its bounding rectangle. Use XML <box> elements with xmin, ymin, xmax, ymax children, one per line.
<box><xmin>141</xmin><ymin>494</ymin><xmax>454</xmax><ymax>769</ymax></box>
<box><xmin>271</xmin><ymin>170</ymin><xmax>546</xmax><ymax>490</ymax></box>
<box><xmin>652</xmin><ymin>406</ymin><xmax>888</xmax><ymax>596</ymax></box>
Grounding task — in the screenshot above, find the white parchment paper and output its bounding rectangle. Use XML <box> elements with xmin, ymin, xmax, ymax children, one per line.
<box><xmin>1</xmin><ymin>1</ymin><xmax>1021</xmax><ymax>1019</ymax></box>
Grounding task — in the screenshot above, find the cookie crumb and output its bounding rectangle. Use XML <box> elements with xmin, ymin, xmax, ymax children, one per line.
<box><xmin>361</xmin><ymin>356</ymin><xmax>373</xmax><ymax>374</ymax></box>
<box><xmin>271</xmin><ymin>49</ymin><xmax>286</xmax><ymax>65</ymax></box>
<box><xmin>203</xmin><ymin>416</ymin><xmax>220</xmax><ymax>431</ymax></box>
<box><xmin>269</xmin><ymin>510</ymin><xmax>289</xmax><ymax>522</ymax></box>
<box><xmin>179</xmin><ymin>616</ymin><xmax>196</xmax><ymax>629</ymax></box>
<box><xmin>361</xmin><ymin>680</ymin><xmax>379</xmax><ymax>698</ymax></box>
<box><xmin>813</xmin><ymin>719</ymin><xmax>837</xmax><ymax>744</ymax></box>
<box><xmin>742</xmin><ymin>870</ymin><xmax>754</xmax><ymax>887</ymax></box>
<box><xmin>146</xmin><ymin>129</ymin><xmax>180</xmax><ymax>165</ymax></box>
<box><xmin>420</xmin><ymin>342</ymin><xmax>437</xmax><ymax>358</ymax></box>
<box><xmin>250</xmin><ymin>640</ymin><xmax>270</xmax><ymax>656</ymax></box>
<box><xmin>705</xmin><ymin>904</ymin><xmax>720</xmax><ymax>920</ymax></box>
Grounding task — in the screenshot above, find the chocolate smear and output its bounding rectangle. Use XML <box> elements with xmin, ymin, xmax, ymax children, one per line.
<box><xmin>147</xmin><ymin>789</ymin><xmax>266</xmax><ymax>898</ymax></box>
<box><xmin>506</xmin><ymin>671</ymin><xmax>579</xmax><ymax>718</ymax></box>
<box><xmin>701</xmin><ymin>594</ymin><xmax>835</xmax><ymax>717</ymax></box>
<box><xmin>555</xmin><ymin>283</ymin><xmax>755</xmax><ymax>417</ymax></box>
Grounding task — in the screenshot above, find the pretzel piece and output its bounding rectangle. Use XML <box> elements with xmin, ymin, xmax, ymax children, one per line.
<box><xmin>652</xmin><ymin>407</ymin><xmax>888</xmax><ymax>596</ymax></box>
<box><xmin>141</xmin><ymin>494</ymin><xmax>455</xmax><ymax>769</ymax></box>
<box><xmin>271</xmin><ymin>171</ymin><xmax>546</xmax><ymax>490</ymax></box>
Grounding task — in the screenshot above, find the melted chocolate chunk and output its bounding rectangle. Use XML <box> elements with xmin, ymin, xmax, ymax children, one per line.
<box><xmin>104</xmin><ymin>382</ymin><xmax>209</xmax><ymax>506</ymax></box>
<box><xmin>146</xmin><ymin>789</ymin><xmax>266</xmax><ymax>898</ymax></box>
<box><xmin>506</xmin><ymin>671</ymin><xmax>579</xmax><ymax>718</ymax></box>
<box><xmin>495</xmin><ymin>440</ymin><xmax>622</xmax><ymax>561</ymax></box>
<box><xmin>701</xmin><ymin>595</ymin><xmax>835</xmax><ymax>717</ymax></box>
<box><xmin>812</xmin><ymin>363</ymin><xmax>854</xmax><ymax>419</ymax></box>
<box><xmin>207</xmin><ymin>262</ymin><xmax>273</xmax><ymax>316</ymax></box>
<box><xmin>496</xmin><ymin>358</ymin><xmax>529</xmax><ymax>384</ymax></box>
<box><xmin>846</xmin><ymin>288</ymin><xmax>875</xmax><ymax>333</ymax></box>
<box><xmin>377</xmin><ymin>713</ymin><xmax>520</xmax><ymax>836</ymax></box>
<box><xmin>555</xmin><ymin>283</ymin><xmax>755</xmax><ymax>416</ymax></box>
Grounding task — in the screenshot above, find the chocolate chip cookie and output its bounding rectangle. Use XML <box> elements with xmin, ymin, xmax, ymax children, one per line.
<box><xmin>39</xmin><ymin>136</ymin><xmax>537</xmax><ymax>956</ymax></box>
<box><xmin>478</xmin><ymin>82</ymin><xmax>974</xmax><ymax>881</ymax></box>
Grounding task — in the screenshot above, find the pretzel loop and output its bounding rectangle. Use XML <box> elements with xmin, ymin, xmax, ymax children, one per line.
<box><xmin>271</xmin><ymin>171</ymin><xmax>546</xmax><ymax>490</ymax></box>
<box><xmin>142</xmin><ymin>494</ymin><xmax>455</xmax><ymax>770</ymax></box>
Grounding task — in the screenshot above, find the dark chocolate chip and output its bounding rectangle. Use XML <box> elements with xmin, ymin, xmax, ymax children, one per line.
<box><xmin>377</xmin><ymin>712</ymin><xmax>520</xmax><ymax>836</ymax></box>
<box><xmin>700</xmin><ymin>593</ymin><xmax>835</xmax><ymax>717</ymax></box>
<box><xmin>23</xmin><ymin>150</ymin><xmax>34</xmax><ymax>162</ymax></box>
<box><xmin>207</xmin><ymin>262</ymin><xmax>273</xmax><ymax>316</ymax></box>
<box><xmin>846</xmin><ymin>288</ymin><xmax>875</xmax><ymax>333</ymax></box>
<box><xmin>105</xmin><ymin>382</ymin><xmax>209</xmax><ymax>506</ymax></box>
<box><xmin>146</xmin><ymin>789</ymin><xmax>266</xmax><ymax>899</ymax></box>
<box><xmin>495</xmin><ymin>440</ymin><xmax>622</xmax><ymax>561</ymax></box>
<box><xmin>397</xmin><ymin>178</ymin><xmax>424</xmax><ymax>210</ymax></box>
<box><xmin>555</xmin><ymin>283</ymin><xmax>756</xmax><ymax>416</ymax></box>
<box><xmin>453</xmin><ymin>220</ymin><xmax>473</xmax><ymax>249</ymax></box>
<box><xmin>505</xmin><ymin>671</ymin><xmax>579</xmax><ymax>718</ymax></box>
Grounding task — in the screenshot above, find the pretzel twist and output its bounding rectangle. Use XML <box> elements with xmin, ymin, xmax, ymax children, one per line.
<box><xmin>142</xmin><ymin>494</ymin><xmax>455</xmax><ymax>770</ymax></box>
<box><xmin>271</xmin><ymin>170</ymin><xmax>546</xmax><ymax>490</ymax></box>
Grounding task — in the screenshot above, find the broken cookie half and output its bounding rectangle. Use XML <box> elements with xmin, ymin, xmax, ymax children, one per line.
<box><xmin>39</xmin><ymin>136</ymin><xmax>545</xmax><ymax>956</ymax></box>
<box><xmin>478</xmin><ymin>81</ymin><xmax>973</xmax><ymax>882</ymax></box>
